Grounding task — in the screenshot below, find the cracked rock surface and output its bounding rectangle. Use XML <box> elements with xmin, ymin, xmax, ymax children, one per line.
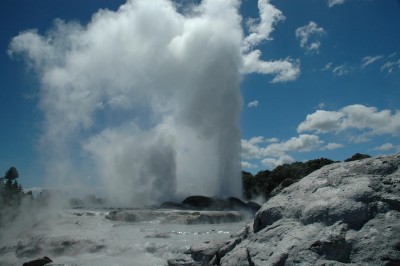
<box><xmin>170</xmin><ymin>153</ymin><xmax>400</xmax><ymax>265</ymax></box>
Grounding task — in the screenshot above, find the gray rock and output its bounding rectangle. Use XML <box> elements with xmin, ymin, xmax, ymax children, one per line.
<box><xmin>106</xmin><ymin>209</ymin><xmax>243</xmax><ymax>224</ymax></box>
<box><xmin>167</xmin><ymin>254</ymin><xmax>200</xmax><ymax>266</ymax></box>
<box><xmin>186</xmin><ymin>153</ymin><xmax>400</xmax><ymax>265</ymax></box>
<box><xmin>16</xmin><ymin>236</ymin><xmax>105</xmax><ymax>258</ymax></box>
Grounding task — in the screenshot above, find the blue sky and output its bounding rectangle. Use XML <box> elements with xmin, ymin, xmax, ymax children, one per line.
<box><xmin>1</xmin><ymin>0</ymin><xmax>399</xmax><ymax>192</ymax></box>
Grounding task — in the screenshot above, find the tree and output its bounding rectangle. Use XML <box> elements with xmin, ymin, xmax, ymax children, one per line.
<box><xmin>344</xmin><ymin>153</ymin><xmax>371</xmax><ymax>162</ymax></box>
<box><xmin>4</xmin><ymin>167</ymin><xmax>19</xmax><ymax>181</ymax></box>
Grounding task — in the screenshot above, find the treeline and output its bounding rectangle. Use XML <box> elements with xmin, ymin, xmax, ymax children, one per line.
<box><xmin>0</xmin><ymin>167</ymin><xmax>32</xmax><ymax>207</ymax></box>
<box><xmin>242</xmin><ymin>153</ymin><xmax>371</xmax><ymax>200</ymax></box>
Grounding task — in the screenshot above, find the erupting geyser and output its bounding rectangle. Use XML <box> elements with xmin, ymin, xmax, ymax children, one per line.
<box><xmin>9</xmin><ymin>0</ymin><xmax>299</xmax><ymax>206</ymax></box>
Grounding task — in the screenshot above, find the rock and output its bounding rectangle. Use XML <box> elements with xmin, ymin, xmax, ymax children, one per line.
<box><xmin>22</xmin><ymin>256</ymin><xmax>52</xmax><ymax>266</ymax></box>
<box><xmin>161</xmin><ymin>195</ymin><xmax>261</xmax><ymax>214</ymax></box>
<box><xmin>178</xmin><ymin>153</ymin><xmax>400</xmax><ymax>265</ymax></box>
<box><xmin>167</xmin><ymin>254</ymin><xmax>200</xmax><ymax>266</ymax></box>
<box><xmin>16</xmin><ymin>236</ymin><xmax>105</xmax><ymax>258</ymax></box>
<box><xmin>269</xmin><ymin>178</ymin><xmax>294</xmax><ymax>197</ymax></box>
<box><xmin>106</xmin><ymin>209</ymin><xmax>243</xmax><ymax>224</ymax></box>
<box><xmin>182</xmin><ymin>195</ymin><xmax>216</xmax><ymax>208</ymax></box>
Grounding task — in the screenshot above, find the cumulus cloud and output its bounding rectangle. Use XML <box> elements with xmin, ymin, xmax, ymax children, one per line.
<box><xmin>9</xmin><ymin>0</ymin><xmax>299</xmax><ymax>205</ymax></box>
<box><xmin>322</xmin><ymin>143</ymin><xmax>344</xmax><ymax>150</ymax></box>
<box><xmin>241</xmin><ymin>50</ymin><xmax>300</xmax><ymax>83</ymax></box>
<box><xmin>361</xmin><ymin>55</ymin><xmax>383</xmax><ymax>68</ymax></box>
<box><xmin>373</xmin><ymin>143</ymin><xmax>395</xmax><ymax>151</ymax></box>
<box><xmin>328</xmin><ymin>0</ymin><xmax>347</xmax><ymax>7</ymax></box>
<box><xmin>298</xmin><ymin>104</ymin><xmax>400</xmax><ymax>139</ymax></box>
<box><xmin>243</xmin><ymin>0</ymin><xmax>285</xmax><ymax>50</ymax></box>
<box><xmin>241</xmin><ymin>0</ymin><xmax>300</xmax><ymax>82</ymax></box>
<box><xmin>242</xmin><ymin>134</ymin><xmax>324</xmax><ymax>169</ymax></box>
<box><xmin>248</xmin><ymin>100</ymin><xmax>259</xmax><ymax>108</ymax></box>
<box><xmin>261</xmin><ymin>154</ymin><xmax>294</xmax><ymax>169</ymax></box>
<box><xmin>295</xmin><ymin>21</ymin><xmax>325</xmax><ymax>53</ymax></box>
<box><xmin>262</xmin><ymin>134</ymin><xmax>324</xmax><ymax>156</ymax></box>
<box><xmin>241</xmin><ymin>161</ymin><xmax>258</xmax><ymax>169</ymax></box>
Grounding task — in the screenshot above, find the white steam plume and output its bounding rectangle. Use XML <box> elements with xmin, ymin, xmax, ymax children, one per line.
<box><xmin>9</xmin><ymin>0</ymin><xmax>298</xmax><ymax>206</ymax></box>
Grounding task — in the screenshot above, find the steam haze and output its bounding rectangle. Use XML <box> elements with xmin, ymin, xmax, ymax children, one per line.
<box><xmin>9</xmin><ymin>0</ymin><xmax>299</xmax><ymax>206</ymax></box>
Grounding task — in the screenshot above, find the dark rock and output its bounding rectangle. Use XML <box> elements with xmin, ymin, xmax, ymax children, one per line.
<box><xmin>23</xmin><ymin>256</ymin><xmax>52</xmax><ymax>266</ymax></box>
<box><xmin>269</xmin><ymin>178</ymin><xmax>294</xmax><ymax>197</ymax></box>
<box><xmin>246</xmin><ymin>201</ymin><xmax>261</xmax><ymax>213</ymax></box>
<box><xmin>161</xmin><ymin>195</ymin><xmax>261</xmax><ymax>214</ymax></box>
<box><xmin>182</xmin><ymin>195</ymin><xmax>215</xmax><ymax>208</ymax></box>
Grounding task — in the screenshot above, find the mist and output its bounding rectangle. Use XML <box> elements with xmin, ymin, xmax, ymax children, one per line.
<box><xmin>9</xmin><ymin>0</ymin><xmax>299</xmax><ymax>206</ymax></box>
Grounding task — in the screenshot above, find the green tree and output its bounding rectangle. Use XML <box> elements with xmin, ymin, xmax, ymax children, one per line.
<box><xmin>344</xmin><ymin>153</ymin><xmax>371</xmax><ymax>162</ymax></box>
<box><xmin>4</xmin><ymin>167</ymin><xmax>19</xmax><ymax>182</ymax></box>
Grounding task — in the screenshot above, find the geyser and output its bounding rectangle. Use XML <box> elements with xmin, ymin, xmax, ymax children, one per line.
<box><xmin>9</xmin><ymin>0</ymin><xmax>299</xmax><ymax>206</ymax></box>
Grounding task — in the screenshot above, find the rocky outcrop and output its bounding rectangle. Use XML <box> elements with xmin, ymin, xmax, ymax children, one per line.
<box><xmin>23</xmin><ymin>256</ymin><xmax>52</xmax><ymax>266</ymax></box>
<box><xmin>169</xmin><ymin>153</ymin><xmax>400</xmax><ymax>265</ymax></box>
<box><xmin>160</xmin><ymin>196</ymin><xmax>261</xmax><ymax>214</ymax></box>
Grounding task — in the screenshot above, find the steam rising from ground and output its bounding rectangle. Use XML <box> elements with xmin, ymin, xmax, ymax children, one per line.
<box><xmin>9</xmin><ymin>0</ymin><xmax>299</xmax><ymax>206</ymax></box>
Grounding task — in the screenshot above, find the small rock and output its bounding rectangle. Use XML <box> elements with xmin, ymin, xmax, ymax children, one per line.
<box><xmin>23</xmin><ymin>256</ymin><xmax>52</xmax><ymax>266</ymax></box>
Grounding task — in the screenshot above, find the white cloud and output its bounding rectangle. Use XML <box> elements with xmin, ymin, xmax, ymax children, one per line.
<box><xmin>248</xmin><ymin>100</ymin><xmax>259</xmax><ymax>108</ymax></box>
<box><xmin>298</xmin><ymin>104</ymin><xmax>400</xmax><ymax>139</ymax></box>
<box><xmin>242</xmin><ymin>134</ymin><xmax>331</xmax><ymax>169</ymax></box>
<box><xmin>381</xmin><ymin>59</ymin><xmax>400</xmax><ymax>74</ymax></box>
<box><xmin>261</xmin><ymin>154</ymin><xmax>294</xmax><ymax>169</ymax></box>
<box><xmin>241</xmin><ymin>138</ymin><xmax>263</xmax><ymax>159</ymax></box>
<box><xmin>240</xmin><ymin>0</ymin><xmax>300</xmax><ymax>83</ymax></box>
<box><xmin>322</xmin><ymin>143</ymin><xmax>344</xmax><ymax>150</ymax></box>
<box><xmin>241</xmin><ymin>161</ymin><xmax>258</xmax><ymax>169</ymax></box>
<box><xmin>243</xmin><ymin>0</ymin><xmax>285</xmax><ymax>51</ymax></box>
<box><xmin>242</xmin><ymin>134</ymin><xmax>323</xmax><ymax>159</ymax></box>
<box><xmin>297</xmin><ymin>110</ymin><xmax>344</xmax><ymax>134</ymax></box>
<box><xmin>361</xmin><ymin>55</ymin><xmax>383</xmax><ymax>68</ymax></box>
<box><xmin>242</xmin><ymin>50</ymin><xmax>300</xmax><ymax>82</ymax></box>
<box><xmin>322</xmin><ymin>62</ymin><xmax>333</xmax><ymax>71</ymax></box>
<box><xmin>332</xmin><ymin>64</ymin><xmax>351</xmax><ymax>76</ymax></box>
<box><xmin>373</xmin><ymin>143</ymin><xmax>395</xmax><ymax>151</ymax></box>
<box><xmin>265</xmin><ymin>134</ymin><xmax>323</xmax><ymax>155</ymax></box>
<box><xmin>295</xmin><ymin>21</ymin><xmax>325</xmax><ymax>53</ymax></box>
<box><xmin>328</xmin><ymin>0</ymin><xmax>347</xmax><ymax>8</ymax></box>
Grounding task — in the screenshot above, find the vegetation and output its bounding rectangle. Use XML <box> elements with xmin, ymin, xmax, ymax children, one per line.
<box><xmin>0</xmin><ymin>166</ymin><xmax>27</xmax><ymax>207</ymax></box>
<box><xmin>344</xmin><ymin>153</ymin><xmax>371</xmax><ymax>162</ymax></box>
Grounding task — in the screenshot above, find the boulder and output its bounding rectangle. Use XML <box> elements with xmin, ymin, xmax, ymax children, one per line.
<box><xmin>22</xmin><ymin>256</ymin><xmax>52</xmax><ymax>266</ymax></box>
<box><xmin>173</xmin><ymin>153</ymin><xmax>400</xmax><ymax>265</ymax></box>
<box><xmin>161</xmin><ymin>195</ymin><xmax>261</xmax><ymax>214</ymax></box>
<box><xmin>182</xmin><ymin>195</ymin><xmax>216</xmax><ymax>208</ymax></box>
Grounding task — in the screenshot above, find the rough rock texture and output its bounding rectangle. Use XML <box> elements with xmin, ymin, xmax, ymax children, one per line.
<box><xmin>171</xmin><ymin>153</ymin><xmax>400</xmax><ymax>265</ymax></box>
<box><xmin>15</xmin><ymin>236</ymin><xmax>105</xmax><ymax>258</ymax></box>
